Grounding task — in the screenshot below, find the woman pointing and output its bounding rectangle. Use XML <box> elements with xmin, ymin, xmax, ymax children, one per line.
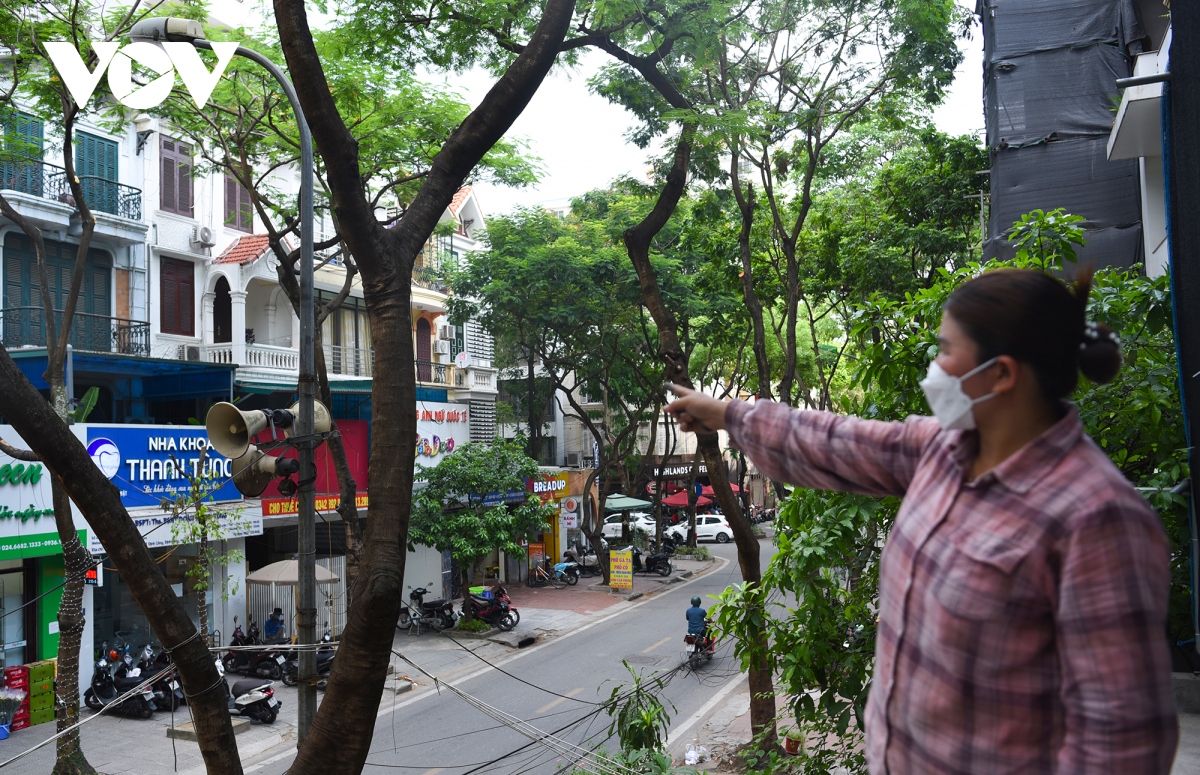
<box><xmin>666</xmin><ymin>268</ymin><xmax>1178</xmax><ymax>775</ymax></box>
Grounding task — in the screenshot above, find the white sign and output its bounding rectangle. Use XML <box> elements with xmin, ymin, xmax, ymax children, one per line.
<box><xmin>561</xmin><ymin>512</ymin><xmax>578</xmax><ymax>529</ymax></box>
<box><xmin>44</xmin><ymin>41</ymin><xmax>238</xmax><ymax>109</ymax></box>
<box><xmin>415</xmin><ymin>401</ymin><xmax>471</xmax><ymax>463</ymax></box>
<box><xmin>87</xmin><ymin>512</ymin><xmax>263</xmax><ymax>555</ymax></box>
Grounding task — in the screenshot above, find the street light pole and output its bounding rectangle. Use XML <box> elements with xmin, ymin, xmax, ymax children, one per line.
<box><xmin>129</xmin><ymin>18</ymin><xmax>319</xmax><ymax>741</ymax></box>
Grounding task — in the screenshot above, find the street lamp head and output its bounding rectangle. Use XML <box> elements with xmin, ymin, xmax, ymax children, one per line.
<box><xmin>128</xmin><ymin>17</ymin><xmax>205</xmax><ymax>43</ymax></box>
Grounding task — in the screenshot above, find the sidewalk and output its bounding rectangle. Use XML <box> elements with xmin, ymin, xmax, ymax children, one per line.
<box><xmin>0</xmin><ymin>555</ymin><xmax>719</xmax><ymax>774</ymax></box>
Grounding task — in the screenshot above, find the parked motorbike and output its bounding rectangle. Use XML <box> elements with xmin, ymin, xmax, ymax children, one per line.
<box><xmin>629</xmin><ymin>545</ymin><xmax>673</xmax><ymax>576</ymax></box>
<box><xmin>397</xmin><ymin>585</ymin><xmax>457</xmax><ymax>631</ymax></box>
<box><xmin>281</xmin><ymin>626</ymin><xmax>335</xmax><ymax>689</ymax></box>
<box><xmin>84</xmin><ymin>645</ymin><xmax>157</xmax><ymax>718</ymax></box>
<box><xmin>461</xmin><ymin>586</ymin><xmax>519</xmax><ymax>631</ymax></box>
<box><xmin>685</xmin><ymin>619</ymin><xmax>716</xmax><ymax>669</ymax></box>
<box><xmin>135</xmin><ymin>644</ymin><xmax>184</xmax><ymax>712</ymax></box>
<box><xmin>215</xmin><ymin>658</ymin><xmax>280</xmax><ymax>723</ymax></box>
<box><xmin>223</xmin><ymin>618</ymin><xmax>287</xmax><ymax>679</ymax></box>
<box><xmin>550</xmin><ymin>560</ymin><xmax>580</xmax><ymax>586</ymax></box>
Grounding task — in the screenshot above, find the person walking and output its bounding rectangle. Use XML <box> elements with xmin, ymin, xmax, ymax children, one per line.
<box><xmin>665</xmin><ymin>268</ymin><xmax>1178</xmax><ymax>774</ymax></box>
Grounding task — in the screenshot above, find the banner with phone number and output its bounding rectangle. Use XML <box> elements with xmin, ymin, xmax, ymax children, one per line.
<box><xmin>609</xmin><ymin>549</ymin><xmax>633</xmax><ymax>589</ymax></box>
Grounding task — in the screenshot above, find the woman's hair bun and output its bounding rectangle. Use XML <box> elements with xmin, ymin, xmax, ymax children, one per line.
<box><xmin>1078</xmin><ymin>321</ymin><xmax>1122</xmax><ymax>385</ymax></box>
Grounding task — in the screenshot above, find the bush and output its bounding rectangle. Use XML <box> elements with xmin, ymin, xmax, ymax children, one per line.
<box><xmin>456</xmin><ymin>617</ymin><xmax>492</xmax><ymax>633</ymax></box>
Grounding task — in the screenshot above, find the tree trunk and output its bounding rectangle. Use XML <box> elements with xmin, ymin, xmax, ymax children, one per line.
<box><xmin>315</xmin><ymin>339</ymin><xmax>364</xmax><ymax>597</ymax></box>
<box><xmin>272</xmin><ymin>0</ymin><xmax>575</xmax><ymax>769</ymax></box>
<box><xmin>621</xmin><ymin>128</ymin><xmax>778</xmax><ymax>748</ymax></box>
<box><xmin>0</xmin><ymin>348</ymin><xmax>243</xmax><ymax>775</ymax></box>
<box><xmin>527</xmin><ymin>348</ymin><xmax>540</xmax><ymax>461</ymax></box>
<box><xmin>51</xmin><ymin>478</ymin><xmax>94</xmax><ymax>775</ymax></box>
<box><xmin>731</xmin><ymin>148</ymin><xmax>772</xmax><ymax>401</ymax></box>
<box><xmin>198</xmin><ymin>526</ymin><xmax>209</xmax><ymax>643</ymax></box>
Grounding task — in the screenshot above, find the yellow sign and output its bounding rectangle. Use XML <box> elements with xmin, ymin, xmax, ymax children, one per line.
<box><xmin>610</xmin><ymin>549</ymin><xmax>633</xmax><ymax>589</ymax></box>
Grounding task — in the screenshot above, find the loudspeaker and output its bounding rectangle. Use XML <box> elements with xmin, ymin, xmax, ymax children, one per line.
<box><xmin>231</xmin><ymin>445</ymin><xmax>300</xmax><ymax>497</ymax></box>
<box><xmin>205</xmin><ymin>403</ymin><xmax>271</xmax><ymax>459</ymax></box>
<box><xmin>284</xmin><ymin>400</ymin><xmax>332</xmax><ymax>437</ymax></box>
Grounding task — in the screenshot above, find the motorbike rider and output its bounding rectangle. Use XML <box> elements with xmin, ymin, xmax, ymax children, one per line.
<box><xmin>686</xmin><ymin>596</ymin><xmax>712</xmax><ymax>651</ymax></box>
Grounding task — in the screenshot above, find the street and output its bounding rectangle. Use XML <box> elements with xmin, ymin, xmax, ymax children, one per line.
<box><xmin>243</xmin><ymin>541</ymin><xmax>755</xmax><ymax>775</ymax></box>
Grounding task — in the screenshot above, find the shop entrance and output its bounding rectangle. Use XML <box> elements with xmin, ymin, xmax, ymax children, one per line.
<box><xmin>0</xmin><ymin>568</ymin><xmax>25</xmax><ymax>666</ymax></box>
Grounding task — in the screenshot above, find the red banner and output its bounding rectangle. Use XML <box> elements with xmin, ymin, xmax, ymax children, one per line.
<box><xmin>261</xmin><ymin>492</ymin><xmax>369</xmax><ymax>517</ymax></box>
<box><xmin>253</xmin><ymin>419</ymin><xmax>369</xmax><ymax>498</ymax></box>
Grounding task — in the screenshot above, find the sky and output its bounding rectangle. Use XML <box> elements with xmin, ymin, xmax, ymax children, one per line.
<box><xmin>210</xmin><ymin>0</ymin><xmax>985</xmax><ymax>220</ymax></box>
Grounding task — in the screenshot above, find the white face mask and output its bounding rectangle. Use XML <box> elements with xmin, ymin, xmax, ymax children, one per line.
<box><xmin>919</xmin><ymin>357</ymin><xmax>999</xmax><ymax>430</ymax></box>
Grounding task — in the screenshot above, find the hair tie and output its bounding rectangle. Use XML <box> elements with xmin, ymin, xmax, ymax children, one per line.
<box><xmin>1080</xmin><ymin>321</ymin><xmax>1121</xmax><ymax>351</ymax></box>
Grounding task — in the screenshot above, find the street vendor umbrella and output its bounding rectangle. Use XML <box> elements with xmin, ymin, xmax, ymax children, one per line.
<box><xmin>661</xmin><ymin>491</ymin><xmax>712</xmax><ymax>508</ymax></box>
<box><xmin>604</xmin><ymin>495</ymin><xmax>653</xmax><ymax>511</ymax></box>
<box><xmin>246</xmin><ymin>559</ymin><xmax>340</xmax><ymax>585</ymax></box>
<box><xmin>700</xmin><ymin>483</ymin><xmax>742</xmax><ymax>496</ymax></box>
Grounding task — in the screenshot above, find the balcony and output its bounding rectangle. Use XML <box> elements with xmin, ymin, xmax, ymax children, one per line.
<box><xmin>416</xmin><ymin>359</ymin><xmax>454</xmax><ymax>387</ymax></box>
<box><xmin>326</xmin><ymin>344</ymin><xmax>373</xmax><ymax>377</ymax></box>
<box><xmin>206</xmin><ymin>342</ymin><xmax>299</xmax><ymax>371</ymax></box>
<box><xmin>1</xmin><ymin>307</ymin><xmax>150</xmax><ymax>356</ymax></box>
<box><xmin>0</xmin><ymin>159</ymin><xmax>142</xmax><ymax>220</ymax></box>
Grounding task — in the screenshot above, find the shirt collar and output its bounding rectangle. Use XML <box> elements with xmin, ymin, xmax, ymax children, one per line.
<box><xmin>952</xmin><ymin>403</ymin><xmax>1084</xmax><ymax>494</ymax></box>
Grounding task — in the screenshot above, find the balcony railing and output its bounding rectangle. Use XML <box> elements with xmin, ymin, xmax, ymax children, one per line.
<box><xmin>325</xmin><ymin>344</ymin><xmax>373</xmax><ymax>377</ymax></box>
<box><xmin>412</xmin><ymin>265</ymin><xmax>448</xmax><ymax>292</ymax></box>
<box><xmin>0</xmin><ymin>159</ymin><xmax>143</xmax><ymax>220</ymax></box>
<box><xmin>416</xmin><ymin>359</ymin><xmax>453</xmax><ymax>386</ymax></box>
<box><xmin>1</xmin><ymin>307</ymin><xmax>150</xmax><ymax>356</ymax></box>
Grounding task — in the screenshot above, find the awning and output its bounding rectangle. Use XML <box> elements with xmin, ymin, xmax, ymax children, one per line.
<box><xmin>604</xmin><ymin>495</ymin><xmax>652</xmax><ymax>511</ymax></box>
<box><xmin>700</xmin><ymin>483</ymin><xmax>742</xmax><ymax>496</ymax></box>
<box><xmin>9</xmin><ymin>348</ymin><xmax>235</xmax><ymax>397</ymax></box>
<box><xmin>236</xmin><ymin>374</ymin><xmax>373</xmax><ymax>395</ymax></box>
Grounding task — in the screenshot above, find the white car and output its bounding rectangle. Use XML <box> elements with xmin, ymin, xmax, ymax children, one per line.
<box><xmin>601</xmin><ymin>512</ymin><xmax>659</xmax><ymax>539</ymax></box>
<box><xmin>667</xmin><ymin>515</ymin><xmax>732</xmax><ymax>544</ymax></box>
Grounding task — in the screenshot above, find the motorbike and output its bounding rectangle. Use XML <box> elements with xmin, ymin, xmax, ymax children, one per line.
<box><xmin>135</xmin><ymin>644</ymin><xmax>184</xmax><ymax>712</ymax></box>
<box><xmin>629</xmin><ymin>545</ymin><xmax>673</xmax><ymax>576</ymax></box>
<box><xmin>685</xmin><ymin>619</ymin><xmax>716</xmax><ymax>669</ymax></box>
<box><xmin>551</xmin><ymin>560</ymin><xmax>580</xmax><ymax>585</ymax></box>
<box><xmin>281</xmin><ymin>626</ymin><xmax>336</xmax><ymax>689</ymax></box>
<box><xmin>215</xmin><ymin>658</ymin><xmax>280</xmax><ymax>723</ymax></box>
<box><xmin>222</xmin><ymin>618</ymin><xmax>287</xmax><ymax>679</ymax></box>
<box><xmin>461</xmin><ymin>586</ymin><xmax>519</xmax><ymax>631</ymax></box>
<box><xmin>397</xmin><ymin>585</ymin><xmax>457</xmax><ymax>631</ymax></box>
<box><xmin>84</xmin><ymin>645</ymin><xmax>158</xmax><ymax>718</ymax></box>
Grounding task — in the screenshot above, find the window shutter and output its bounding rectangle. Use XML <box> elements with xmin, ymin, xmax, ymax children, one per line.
<box><xmin>178</xmin><ymin>143</ymin><xmax>192</xmax><ymax>215</ymax></box>
<box><xmin>161</xmin><ymin>154</ymin><xmax>176</xmax><ymax>211</ymax></box>
<box><xmin>161</xmin><ymin>259</ymin><xmax>177</xmax><ymax>334</ymax></box>
<box><xmin>225</xmin><ymin>174</ymin><xmax>237</xmax><ymax>228</ymax></box>
<box><xmin>178</xmin><ymin>261</ymin><xmax>194</xmax><ymax>336</ymax></box>
<box><xmin>239</xmin><ymin>185</ymin><xmax>252</xmax><ymax>231</ymax></box>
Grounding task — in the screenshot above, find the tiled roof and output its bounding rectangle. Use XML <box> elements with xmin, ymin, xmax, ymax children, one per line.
<box><xmin>214</xmin><ymin>234</ymin><xmax>271</xmax><ymax>265</ymax></box>
<box><xmin>448</xmin><ymin>186</ymin><xmax>472</xmax><ymax>215</ymax></box>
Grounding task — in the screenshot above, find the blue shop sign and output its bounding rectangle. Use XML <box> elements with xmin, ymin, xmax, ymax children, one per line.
<box><xmin>85</xmin><ymin>425</ymin><xmax>241</xmax><ymax>508</ymax></box>
<box><xmin>481</xmin><ymin>489</ymin><xmax>528</xmax><ymax>508</ymax></box>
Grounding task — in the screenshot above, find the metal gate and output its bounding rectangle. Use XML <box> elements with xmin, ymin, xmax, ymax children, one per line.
<box><xmin>247</xmin><ymin>556</ymin><xmax>347</xmax><ymax>639</ymax></box>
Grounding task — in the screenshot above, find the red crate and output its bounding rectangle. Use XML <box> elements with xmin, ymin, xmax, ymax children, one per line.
<box><xmin>10</xmin><ymin>718</ymin><xmax>30</xmax><ymax>731</ymax></box>
<box><xmin>3</xmin><ymin>666</ymin><xmax>28</xmax><ymax>679</ymax></box>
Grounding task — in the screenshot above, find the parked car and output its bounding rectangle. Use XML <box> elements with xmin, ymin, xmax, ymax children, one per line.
<box><xmin>666</xmin><ymin>515</ymin><xmax>733</xmax><ymax>544</ymax></box>
<box><xmin>601</xmin><ymin>512</ymin><xmax>659</xmax><ymax>539</ymax></box>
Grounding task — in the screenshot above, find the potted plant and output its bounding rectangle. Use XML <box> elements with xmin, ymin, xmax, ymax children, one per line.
<box><xmin>783</xmin><ymin>728</ymin><xmax>803</xmax><ymax>755</ymax></box>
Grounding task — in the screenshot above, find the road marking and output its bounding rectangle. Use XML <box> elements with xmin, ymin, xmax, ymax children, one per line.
<box><xmin>665</xmin><ymin>672</ymin><xmax>746</xmax><ymax>747</ymax></box>
<box><xmin>535</xmin><ymin>687</ymin><xmax>583</xmax><ymax>714</ymax></box>
<box><xmin>642</xmin><ymin>636</ymin><xmax>672</xmax><ymax>653</ymax></box>
<box><xmin>422</xmin><ymin>769</ymin><xmax>445</xmax><ymax>775</ymax></box>
<box><xmin>243</xmin><ymin>747</ymin><xmax>297</xmax><ymax>772</ymax></box>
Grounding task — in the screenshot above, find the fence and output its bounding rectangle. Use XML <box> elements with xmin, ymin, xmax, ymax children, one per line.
<box><xmin>247</xmin><ymin>555</ymin><xmax>348</xmax><ymax>639</ymax></box>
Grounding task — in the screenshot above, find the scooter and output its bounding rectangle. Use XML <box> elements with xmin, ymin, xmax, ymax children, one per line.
<box><xmin>397</xmin><ymin>585</ymin><xmax>457</xmax><ymax>631</ymax></box>
<box><xmin>223</xmin><ymin>618</ymin><xmax>287</xmax><ymax>679</ymax></box>
<box><xmin>281</xmin><ymin>626</ymin><xmax>336</xmax><ymax>689</ymax></box>
<box><xmin>215</xmin><ymin>659</ymin><xmax>280</xmax><ymax>723</ymax></box>
<box><xmin>84</xmin><ymin>646</ymin><xmax>158</xmax><ymax>718</ymax></box>
<box><xmin>685</xmin><ymin>620</ymin><xmax>716</xmax><ymax>669</ymax></box>
<box><xmin>135</xmin><ymin>644</ymin><xmax>184</xmax><ymax>712</ymax></box>
<box><xmin>461</xmin><ymin>586</ymin><xmax>519</xmax><ymax>631</ymax></box>
<box><xmin>629</xmin><ymin>545</ymin><xmax>673</xmax><ymax>576</ymax></box>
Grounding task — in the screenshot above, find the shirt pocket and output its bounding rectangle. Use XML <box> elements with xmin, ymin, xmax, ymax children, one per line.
<box><xmin>932</xmin><ymin>530</ymin><xmax>1031</xmax><ymax>621</ymax></box>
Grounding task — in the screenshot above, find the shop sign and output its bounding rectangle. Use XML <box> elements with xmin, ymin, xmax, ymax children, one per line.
<box><xmin>651</xmin><ymin>463</ymin><xmax>708</xmax><ymax>479</ymax></box>
<box><xmin>0</xmin><ymin>425</ymin><xmax>87</xmax><ymax>560</ymax></box>
<box><xmin>528</xmin><ymin>472</ymin><xmax>569</xmax><ymax>503</ymax></box>
<box><xmin>528</xmin><ymin>542</ymin><xmax>545</xmax><ymax>568</ymax></box>
<box><xmin>561</xmin><ymin>512</ymin><xmax>578</xmax><ymax>529</ymax></box>
<box><xmin>415</xmin><ymin>401</ymin><xmax>471</xmax><ymax>463</ymax></box>
<box><xmin>481</xmin><ymin>489</ymin><xmax>528</xmax><ymax>507</ymax></box>
<box><xmin>261</xmin><ymin>492</ymin><xmax>369</xmax><ymax>517</ymax></box>
<box><xmin>88</xmin><ymin>511</ymin><xmax>262</xmax><ymax>555</ymax></box>
<box><xmin>85</xmin><ymin>425</ymin><xmax>240</xmax><ymax>508</ymax></box>
<box><xmin>610</xmin><ymin>549</ymin><xmax>633</xmax><ymax>589</ymax></box>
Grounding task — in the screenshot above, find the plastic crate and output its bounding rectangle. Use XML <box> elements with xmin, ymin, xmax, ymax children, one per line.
<box><xmin>28</xmin><ymin>680</ymin><xmax>52</xmax><ymax>697</ymax></box>
<box><xmin>2</xmin><ymin>666</ymin><xmax>28</xmax><ymax>682</ymax></box>
<box><xmin>3</xmin><ymin>678</ymin><xmax>28</xmax><ymax>690</ymax></box>
<box><xmin>29</xmin><ymin>708</ymin><xmax>54</xmax><ymax>726</ymax></box>
<box><xmin>10</xmin><ymin>718</ymin><xmax>30</xmax><ymax>731</ymax></box>
<box><xmin>27</xmin><ymin>662</ymin><xmax>54</xmax><ymax>683</ymax></box>
<box><xmin>29</xmin><ymin>694</ymin><xmax>52</xmax><ymax>712</ymax></box>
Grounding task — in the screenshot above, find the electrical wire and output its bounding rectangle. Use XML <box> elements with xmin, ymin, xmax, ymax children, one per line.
<box><xmin>437</xmin><ymin>633</ymin><xmax>602</xmax><ymax>706</ymax></box>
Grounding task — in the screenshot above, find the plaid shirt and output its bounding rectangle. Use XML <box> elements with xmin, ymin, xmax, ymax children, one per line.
<box><xmin>726</xmin><ymin>400</ymin><xmax>1178</xmax><ymax>775</ymax></box>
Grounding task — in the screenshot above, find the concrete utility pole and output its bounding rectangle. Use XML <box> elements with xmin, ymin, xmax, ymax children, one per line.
<box><xmin>130</xmin><ymin>17</ymin><xmax>320</xmax><ymax>740</ymax></box>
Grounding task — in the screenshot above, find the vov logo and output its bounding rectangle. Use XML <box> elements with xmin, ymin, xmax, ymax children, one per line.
<box><xmin>44</xmin><ymin>40</ymin><xmax>238</xmax><ymax>110</ymax></box>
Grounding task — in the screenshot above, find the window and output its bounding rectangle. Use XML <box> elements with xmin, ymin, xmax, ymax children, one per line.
<box><xmin>75</xmin><ymin>132</ymin><xmax>118</xmax><ymax>216</ymax></box>
<box><xmin>160</xmin><ymin>257</ymin><xmax>195</xmax><ymax>336</ymax></box>
<box><xmin>160</xmin><ymin>138</ymin><xmax>193</xmax><ymax>216</ymax></box>
<box><xmin>224</xmin><ymin>172</ymin><xmax>252</xmax><ymax>232</ymax></box>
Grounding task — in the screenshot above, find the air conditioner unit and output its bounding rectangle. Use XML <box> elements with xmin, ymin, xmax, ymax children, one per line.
<box><xmin>565</xmin><ymin>451</ymin><xmax>580</xmax><ymax>467</ymax></box>
<box><xmin>191</xmin><ymin>225</ymin><xmax>216</xmax><ymax>248</ymax></box>
<box><xmin>433</xmin><ymin>340</ymin><xmax>451</xmax><ymax>355</ymax></box>
<box><xmin>437</xmin><ymin>323</ymin><xmax>456</xmax><ymax>340</ymax></box>
<box><xmin>177</xmin><ymin>345</ymin><xmax>201</xmax><ymax>361</ymax></box>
